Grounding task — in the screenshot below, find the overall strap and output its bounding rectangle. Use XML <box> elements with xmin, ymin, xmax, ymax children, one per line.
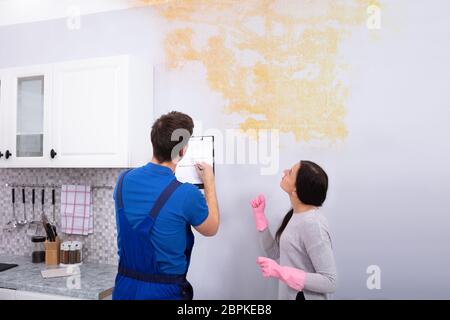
<box><xmin>116</xmin><ymin>169</ymin><xmax>132</xmax><ymax>210</ymax></box>
<box><xmin>149</xmin><ymin>179</ymin><xmax>182</xmax><ymax>219</ymax></box>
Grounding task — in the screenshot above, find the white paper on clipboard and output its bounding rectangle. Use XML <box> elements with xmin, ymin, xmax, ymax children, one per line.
<box><xmin>175</xmin><ymin>136</ymin><xmax>214</xmax><ymax>188</ymax></box>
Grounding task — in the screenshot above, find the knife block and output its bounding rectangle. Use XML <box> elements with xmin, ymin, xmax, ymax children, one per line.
<box><xmin>44</xmin><ymin>236</ymin><xmax>61</xmax><ymax>266</ymax></box>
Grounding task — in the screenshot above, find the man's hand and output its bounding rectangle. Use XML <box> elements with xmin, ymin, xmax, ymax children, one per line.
<box><xmin>195</xmin><ymin>162</ymin><xmax>215</xmax><ymax>187</ymax></box>
<box><xmin>194</xmin><ymin>162</ymin><xmax>219</xmax><ymax>237</ymax></box>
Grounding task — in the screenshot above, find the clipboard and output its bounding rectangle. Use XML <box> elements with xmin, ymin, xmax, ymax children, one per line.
<box><xmin>175</xmin><ymin>135</ymin><xmax>215</xmax><ymax>189</ymax></box>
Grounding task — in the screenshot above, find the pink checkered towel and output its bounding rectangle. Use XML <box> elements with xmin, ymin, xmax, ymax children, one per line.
<box><xmin>60</xmin><ymin>185</ymin><xmax>93</xmax><ymax>235</ymax></box>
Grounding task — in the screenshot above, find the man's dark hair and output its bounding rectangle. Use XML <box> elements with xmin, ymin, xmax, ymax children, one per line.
<box><xmin>151</xmin><ymin>111</ymin><xmax>194</xmax><ymax>163</ymax></box>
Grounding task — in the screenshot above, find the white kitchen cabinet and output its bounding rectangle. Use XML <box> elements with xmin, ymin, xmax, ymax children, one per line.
<box><xmin>0</xmin><ymin>288</ymin><xmax>103</xmax><ymax>300</ymax></box>
<box><xmin>0</xmin><ymin>288</ymin><xmax>16</xmax><ymax>300</ymax></box>
<box><xmin>51</xmin><ymin>56</ymin><xmax>153</xmax><ymax>167</ymax></box>
<box><xmin>0</xmin><ymin>65</ymin><xmax>53</xmax><ymax>168</ymax></box>
<box><xmin>0</xmin><ymin>71</ymin><xmax>10</xmax><ymax>162</ymax></box>
<box><xmin>0</xmin><ymin>55</ymin><xmax>153</xmax><ymax>168</ymax></box>
<box><xmin>15</xmin><ymin>290</ymin><xmax>83</xmax><ymax>300</ymax></box>
<box><xmin>0</xmin><ymin>74</ymin><xmax>4</xmax><ymax>160</ymax></box>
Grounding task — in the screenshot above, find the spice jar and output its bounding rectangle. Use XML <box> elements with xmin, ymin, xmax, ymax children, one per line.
<box><xmin>59</xmin><ymin>241</ymin><xmax>83</xmax><ymax>266</ymax></box>
<box><xmin>60</xmin><ymin>242</ymin><xmax>70</xmax><ymax>265</ymax></box>
<box><xmin>31</xmin><ymin>236</ymin><xmax>46</xmax><ymax>263</ymax></box>
<box><xmin>69</xmin><ymin>242</ymin><xmax>76</xmax><ymax>264</ymax></box>
<box><xmin>73</xmin><ymin>241</ymin><xmax>82</xmax><ymax>264</ymax></box>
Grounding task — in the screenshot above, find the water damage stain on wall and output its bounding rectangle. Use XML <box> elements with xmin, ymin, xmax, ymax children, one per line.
<box><xmin>139</xmin><ymin>0</ymin><xmax>379</xmax><ymax>142</ymax></box>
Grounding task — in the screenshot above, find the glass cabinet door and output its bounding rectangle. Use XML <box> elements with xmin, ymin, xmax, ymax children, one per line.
<box><xmin>16</xmin><ymin>75</ymin><xmax>44</xmax><ymax>157</ymax></box>
<box><xmin>0</xmin><ymin>75</ymin><xmax>9</xmax><ymax>163</ymax></box>
<box><xmin>0</xmin><ymin>78</ymin><xmax>4</xmax><ymax>159</ymax></box>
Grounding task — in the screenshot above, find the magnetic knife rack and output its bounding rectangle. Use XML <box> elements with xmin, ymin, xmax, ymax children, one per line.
<box><xmin>4</xmin><ymin>183</ymin><xmax>114</xmax><ymax>190</ymax></box>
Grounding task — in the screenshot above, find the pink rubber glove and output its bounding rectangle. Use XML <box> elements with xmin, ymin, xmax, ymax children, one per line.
<box><xmin>257</xmin><ymin>257</ymin><xmax>306</xmax><ymax>291</ymax></box>
<box><xmin>250</xmin><ymin>194</ymin><xmax>268</xmax><ymax>231</ymax></box>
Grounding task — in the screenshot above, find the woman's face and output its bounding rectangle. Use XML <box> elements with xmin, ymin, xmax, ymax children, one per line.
<box><xmin>280</xmin><ymin>162</ymin><xmax>301</xmax><ymax>195</ymax></box>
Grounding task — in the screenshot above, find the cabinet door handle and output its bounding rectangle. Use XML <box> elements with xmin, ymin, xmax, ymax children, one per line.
<box><xmin>5</xmin><ymin>150</ymin><xmax>12</xmax><ymax>159</ymax></box>
<box><xmin>50</xmin><ymin>149</ymin><xmax>57</xmax><ymax>159</ymax></box>
<box><xmin>0</xmin><ymin>151</ymin><xmax>3</xmax><ymax>159</ymax></box>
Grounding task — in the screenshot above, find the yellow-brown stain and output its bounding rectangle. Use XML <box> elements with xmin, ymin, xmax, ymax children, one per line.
<box><xmin>139</xmin><ymin>0</ymin><xmax>380</xmax><ymax>142</ymax></box>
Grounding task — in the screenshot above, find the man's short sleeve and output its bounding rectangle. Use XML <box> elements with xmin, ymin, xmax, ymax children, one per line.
<box><xmin>182</xmin><ymin>184</ymin><xmax>209</xmax><ymax>227</ymax></box>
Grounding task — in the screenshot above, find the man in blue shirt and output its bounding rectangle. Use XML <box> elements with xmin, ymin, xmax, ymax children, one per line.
<box><xmin>112</xmin><ymin>111</ymin><xmax>220</xmax><ymax>300</ymax></box>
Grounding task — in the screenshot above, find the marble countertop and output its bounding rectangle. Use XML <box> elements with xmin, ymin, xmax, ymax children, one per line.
<box><xmin>0</xmin><ymin>255</ymin><xmax>116</xmax><ymax>299</ymax></box>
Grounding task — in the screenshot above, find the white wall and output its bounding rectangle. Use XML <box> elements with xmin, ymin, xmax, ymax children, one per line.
<box><xmin>1</xmin><ymin>1</ymin><xmax>450</xmax><ymax>299</ymax></box>
<box><xmin>0</xmin><ymin>0</ymin><xmax>145</xmax><ymax>26</ymax></box>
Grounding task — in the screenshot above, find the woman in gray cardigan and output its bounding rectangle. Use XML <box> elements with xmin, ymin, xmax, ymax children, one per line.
<box><xmin>250</xmin><ymin>160</ymin><xmax>337</xmax><ymax>300</ymax></box>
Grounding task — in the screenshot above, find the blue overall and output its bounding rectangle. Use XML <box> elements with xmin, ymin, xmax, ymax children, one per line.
<box><xmin>112</xmin><ymin>169</ymin><xmax>194</xmax><ymax>300</ymax></box>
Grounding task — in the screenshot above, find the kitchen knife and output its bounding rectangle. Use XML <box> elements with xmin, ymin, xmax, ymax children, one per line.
<box><xmin>46</xmin><ymin>223</ymin><xmax>55</xmax><ymax>242</ymax></box>
<box><xmin>41</xmin><ymin>211</ymin><xmax>54</xmax><ymax>242</ymax></box>
<box><xmin>52</xmin><ymin>189</ymin><xmax>56</xmax><ymax>223</ymax></box>
<box><xmin>51</xmin><ymin>224</ymin><xmax>57</xmax><ymax>238</ymax></box>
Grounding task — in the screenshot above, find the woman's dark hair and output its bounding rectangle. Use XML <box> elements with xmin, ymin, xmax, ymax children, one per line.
<box><xmin>275</xmin><ymin>160</ymin><xmax>328</xmax><ymax>244</ymax></box>
<box><xmin>151</xmin><ymin>111</ymin><xmax>194</xmax><ymax>163</ymax></box>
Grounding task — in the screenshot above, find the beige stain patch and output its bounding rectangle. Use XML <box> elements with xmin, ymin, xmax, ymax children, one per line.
<box><xmin>140</xmin><ymin>0</ymin><xmax>379</xmax><ymax>142</ymax></box>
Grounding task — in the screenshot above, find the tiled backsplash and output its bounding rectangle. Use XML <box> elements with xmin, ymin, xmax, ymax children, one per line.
<box><xmin>0</xmin><ymin>168</ymin><xmax>123</xmax><ymax>265</ymax></box>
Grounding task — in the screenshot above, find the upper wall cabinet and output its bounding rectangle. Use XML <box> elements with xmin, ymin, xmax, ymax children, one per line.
<box><xmin>2</xmin><ymin>65</ymin><xmax>52</xmax><ymax>167</ymax></box>
<box><xmin>0</xmin><ymin>71</ymin><xmax>7</xmax><ymax>161</ymax></box>
<box><xmin>52</xmin><ymin>56</ymin><xmax>128</xmax><ymax>167</ymax></box>
<box><xmin>0</xmin><ymin>55</ymin><xmax>153</xmax><ymax>168</ymax></box>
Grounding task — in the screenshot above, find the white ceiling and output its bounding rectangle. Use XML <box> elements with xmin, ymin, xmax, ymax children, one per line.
<box><xmin>0</xmin><ymin>0</ymin><xmax>146</xmax><ymax>27</ymax></box>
